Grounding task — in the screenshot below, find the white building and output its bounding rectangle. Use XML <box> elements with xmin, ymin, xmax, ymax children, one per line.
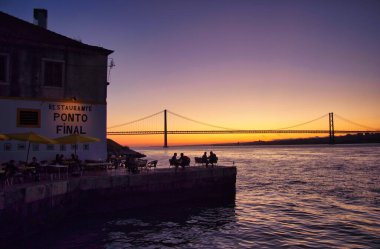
<box><xmin>0</xmin><ymin>10</ymin><xmax>113</xmax><ymax>162</ymax></box>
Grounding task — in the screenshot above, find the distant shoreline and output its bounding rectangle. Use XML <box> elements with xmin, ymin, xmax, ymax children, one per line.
<box><xmin>211</xmin><ymin>133</ymin><xmax>380</xmax><ymax>147</ymax></box>
<box><xmin>131</xmin><ymin>133</ymin><xmax>380</xmax><ymax>149</ymax></box>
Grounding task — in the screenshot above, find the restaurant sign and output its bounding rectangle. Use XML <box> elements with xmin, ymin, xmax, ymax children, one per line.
<box><xmin>48</xmin><ymin>103</ymin><xmax>92</xmax><ymax>135</ymax></box>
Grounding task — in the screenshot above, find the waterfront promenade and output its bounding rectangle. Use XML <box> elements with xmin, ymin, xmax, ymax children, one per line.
<box><xmin>0</xmin><ymin>165</ymin><xmax>237</xmax><ymax>246</ymax></box>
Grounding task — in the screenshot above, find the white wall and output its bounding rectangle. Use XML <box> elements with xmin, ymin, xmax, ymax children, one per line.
<box><xmin>0</xmin><ymin>98</ymin><xmax>107</xmax><ymax>163</ymax></box>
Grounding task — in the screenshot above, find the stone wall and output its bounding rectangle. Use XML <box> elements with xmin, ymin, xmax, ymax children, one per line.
<box><xmin>0</xmin><ymin>166</ymin><xmax>236</xmax><ymax>245</ymax></box>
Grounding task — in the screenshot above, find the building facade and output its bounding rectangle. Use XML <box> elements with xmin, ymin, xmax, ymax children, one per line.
<box><xmin>0</xmin><ymin>10</ymin><xmax>113</xmax><ymax>162</ymax></box>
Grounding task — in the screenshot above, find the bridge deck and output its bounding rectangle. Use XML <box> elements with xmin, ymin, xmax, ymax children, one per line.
<box><xmin>107</xmin><ymin>130</ymin><xmax>380</xmax><ymax>135</ymax></box>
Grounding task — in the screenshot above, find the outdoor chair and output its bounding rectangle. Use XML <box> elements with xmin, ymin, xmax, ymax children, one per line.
<box><xmin>194</xmin><ymin>157</ymin><xmax>203</xmax><ymax>166</ymax></box>
<box><xmin>136</xmin><ymin>159</ymin><xmax>148</xmax><ymax>172</ymax></box>
<box><xmin>147</xmin><ymin>160</ymin><xmax>158</xmax><ymax>171</ymax></box>
<box><xmin>180</xmin><ymin>157</ymin><xmax>191</xmax><ymax>167</ymax></box>
<box><xmin>169</xmin><ymin>159</ymin><xmax>179</xmax><ymax>167</ymax></box>
<box><xmin>209</xmin><ymin>157</ymin><xmax>218</xmax><ymax>167</ymax></box>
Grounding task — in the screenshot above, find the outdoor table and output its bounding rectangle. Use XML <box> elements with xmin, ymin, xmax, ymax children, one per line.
<box><xmin>19</xmin><ymin>166</ymin><xmax>36</xmax><ymax>180</ymax></box>
<box><xmin>20</xmin><ymin>166</ymin><xmax>35</xmax><ymax>173</ymax></box>
<box><xmin>37</xmin><ymin>165</ymin><xmax>48</xmax><ymax>177</ymax></box>
<box><xmin>47</xmin><ymin>164</ymin><xmax>68</xmax><ymax>180</ymax></box>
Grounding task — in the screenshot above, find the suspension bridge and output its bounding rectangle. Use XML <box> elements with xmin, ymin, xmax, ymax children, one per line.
<box><xmin>107</xmin><ymin>110</ymin><xmax>380</xmax><ymax>147</ymax></box>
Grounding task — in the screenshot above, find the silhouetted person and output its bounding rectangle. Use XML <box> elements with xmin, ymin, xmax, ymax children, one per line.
<box><xmin>209</xmin><ymin>151</ymin><xmax>218</xmax><ymax>167</ymax></box>
<box><xmin>70</xmin><ymin>153</ymin><xmax>81</xmax><ymax>174</ymax></box>
<box><xmin>201</xmin><ymin>152</ymin><xmax>209</xmax><ymax>167</ymax></box>
<box><xmin>55</xmin><ymin>154</ymin><xmax>64</xmax><ymax>164</ymax></box>
<box><xmin>5</xmin><ymin>160</ymin><xmax>17</xmax><ymax>175</ymax></box>
<box><xmin>28</xmin><ymin>157</ymin><xmax>39</xmax><ymax>167</ymax></box>
<box><xmin>28</xmin><ymin>157</ymin><xmax>40</xmax><ymax>181</ymax></box>
<box><xmin>171</xmin><ymin>153</ymin><xmax>179</xmax><ymax>167</ymax></box>
<box><xmin>179</xmin><ymin>153</ymin><xmax>190</xmax><ymax>168</ymax></box>
<box><xmin>4</xmin><ymin>160</ymin><xmax>18</xmax><ymax>185</ymax></box>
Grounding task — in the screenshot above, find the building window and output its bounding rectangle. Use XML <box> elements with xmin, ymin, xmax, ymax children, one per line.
<box><xmin>71</xmin><ymin>144</ymin><xmax>78</xmax><ymax>151</ymax></box>
<box><xmin>17</xmin><ymin>108</ymin><xmax>41</xmax><ymax>128</ymax></box>
<box><xmin>32</xmin><ymin>144</ymin><xmax>39</xmax><ymax>151</ymax></box>
<box><xmin>60</xmin><ymin>144</ymin><xmax>66</xmax><ymax>151</ymax></box>
<box><xmin>0</xmin><ymin>53</ymin><xmax>9</xmax><ymax>84</ymax></box>
<box><xmin>4</xmin><ymin>143</ymin><xmax>11</xmax><ymax>151</ymax></box>
<box><xmin>42</xmin><ymin>59</ymin><xmax>64</xmax><ymax>87</ymax></box>
<box><xmin>46</xmin><ymin>144</ymin><xmax>55</xmax><ymax>151</ymax></box>
<box><xmin>17</xmin><ymin>143</ymin><xmax>26</xmax><ymax>151</ymax></box>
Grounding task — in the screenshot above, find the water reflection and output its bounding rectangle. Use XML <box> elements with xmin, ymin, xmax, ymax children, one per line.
<box><xmin>103</xmin><ymin>201</ymin><xmax>237</xmax><ymax>248</ymax></box>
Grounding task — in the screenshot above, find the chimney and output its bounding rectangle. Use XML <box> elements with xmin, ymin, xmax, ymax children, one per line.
<box><xmin>33</xmin><ymin>9</ymin><xmax>47</xmax><ymax>29</ymax></box>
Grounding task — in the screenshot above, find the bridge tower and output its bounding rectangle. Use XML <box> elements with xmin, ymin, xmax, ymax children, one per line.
<box><xmin>329</xmin><ymin>112</ymin><xmax>335</xmax><ymax>144</ymax></box>
<box><xmin>164</xmin><ymin>109</ymin><xmax>168</xmax><ymax>148</ymax></box>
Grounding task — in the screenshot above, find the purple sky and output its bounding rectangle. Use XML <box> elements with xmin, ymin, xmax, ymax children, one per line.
<box><xmin>2</xmin><ymin>0</ymin><xmax>380</xmax><ymax>145</ymax></box>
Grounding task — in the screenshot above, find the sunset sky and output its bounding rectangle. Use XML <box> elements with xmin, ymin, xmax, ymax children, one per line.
<box><xmin>2</xmin><ymin>0</ymin><xmax>380</xmax><ymax>146</ymax></box>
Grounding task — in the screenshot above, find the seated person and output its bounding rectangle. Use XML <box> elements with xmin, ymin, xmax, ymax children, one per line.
<box><xmin>208</xmin><ymin>151</ymin><xmax>218</xmax><ymax>166</ymax></box>
<box><xmin>28</xmin><ymin>157</ymin><xmax>40</xmax><ymax>181</ymax></box>
<box><xmin>28</xmin><ymin>157</ymin><xmax>40</xmax><ymax>167</ymax></box>
<box><xmin>109</xmin><ymin>154</ymin><xmax>119</xmax><ymax>169</ymax></box>
<box><xmin>55</xmin><ymin>154</ymin><xmax>63</xmax><ymax>164</ymax></box>
<box><xmin>4</xmin><ymin>160</ymin><xmax>20</xmax><ymax>184</ymax></box>
<box><xmin>5</xmin><ymin>160</ymin><xmax>17</xmax><ymax>176</ymax></box>
<box><xmin>126</xmin><ymin>157</ymin><xmax>138</xmax><ymax>174</ymax></box>
<box><xmin>170</xmin><ymin>153</ymin><xmax>179</xmax><ymax>167</ymax></box>
<box><xmin>70</xmin><ymin>154</ymin><xmax>82</xmax><ymax>174</ymax></box>
<box><xmin>201</xmin><ymin>152</ymin><xmax>209</xmax><ymax>166</ymax></box>
<box><xmin>179</xmin><ymin>153</ymin><xmax>190</xmax><ymax>168</ymax></box>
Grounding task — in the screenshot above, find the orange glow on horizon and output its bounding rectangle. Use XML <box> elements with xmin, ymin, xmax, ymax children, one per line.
<box><xmin>108</xmin><ymin>133</ymin><xmax>339</xmax><ymax>147</ymax></box>
<box><xmin>107</xmin><ymin>112</ymin><xmax>380</xmax><ymax>147</ymax></box>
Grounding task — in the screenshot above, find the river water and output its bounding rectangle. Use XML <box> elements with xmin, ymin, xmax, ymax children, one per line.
<box><xmin>24</xmin><ymin>144</ymin><xmax>380</xmax><ymax>248</ymax></box>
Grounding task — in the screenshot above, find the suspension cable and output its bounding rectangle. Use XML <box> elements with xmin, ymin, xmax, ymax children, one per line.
<box><xmin>107</xmin><ymin>110</ymin><xmax>164</xmax><ymax>129</ymax></box>
<box><xmin>167</xmin><ymin>110</ymin><xmax>233</xmax><ymax>130</ymax></box>
<box><xmin>334</xmin><ymin>114</ymin><xmax>377</xmax><ymax>131</ymax></box>
<box><xmin>277</xmin><ymin>113</ymin><xmax>329</xmax><ymax>130</ymax></box>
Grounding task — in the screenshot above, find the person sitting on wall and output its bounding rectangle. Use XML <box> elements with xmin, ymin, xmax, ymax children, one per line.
<box><xmin>201</xmin><ymin>152</ymin><xmax>209</xmax><ymax>167</ymax></box>
<box><xmin>179</xmin><ymin>153</ymin><xmax>190</xmax><ymax>168</ymax></box>
<box><xmin>208</xmin><ymin>151</ymin><xmax>218</xmax><ymax>167</ymax></box>
<box><xmin>170</xmin><ymin>153</ymin><xmax>179</xmax><ymax>167</ymax></box>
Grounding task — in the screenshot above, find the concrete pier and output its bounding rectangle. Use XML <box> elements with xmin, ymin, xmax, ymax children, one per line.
<box><xmin>0</xmin><ymin>166</ymin><xmax>236</xmax><ymax>244</ymax></box>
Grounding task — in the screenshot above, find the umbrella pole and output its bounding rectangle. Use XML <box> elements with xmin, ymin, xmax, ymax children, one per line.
<box><xmin>26</xmin><ymin>141</ymin><xmax>31</xmax><ymax>163</ymax></box>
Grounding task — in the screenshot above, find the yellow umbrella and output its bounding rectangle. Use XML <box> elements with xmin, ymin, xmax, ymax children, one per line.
<box><xmin>0</xmin><ymin>134</ymin><xmax>9</xmax><ymax>140</ymax></box>
<box><xmin>6</xmin><ymin>132</ymin><xmax>56</xmax><ymax>162</ymax></box>
<box><xmin>53</xmin><ymin>134</ymin><xmax>100</xmax><ymax>155</ymax></box>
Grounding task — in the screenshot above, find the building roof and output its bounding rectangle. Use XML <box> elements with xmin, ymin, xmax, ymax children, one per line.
<box><xmin>0</xmin><ymin>11</ymin><xmax>113</xmax><ymax>55</ymax></box>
